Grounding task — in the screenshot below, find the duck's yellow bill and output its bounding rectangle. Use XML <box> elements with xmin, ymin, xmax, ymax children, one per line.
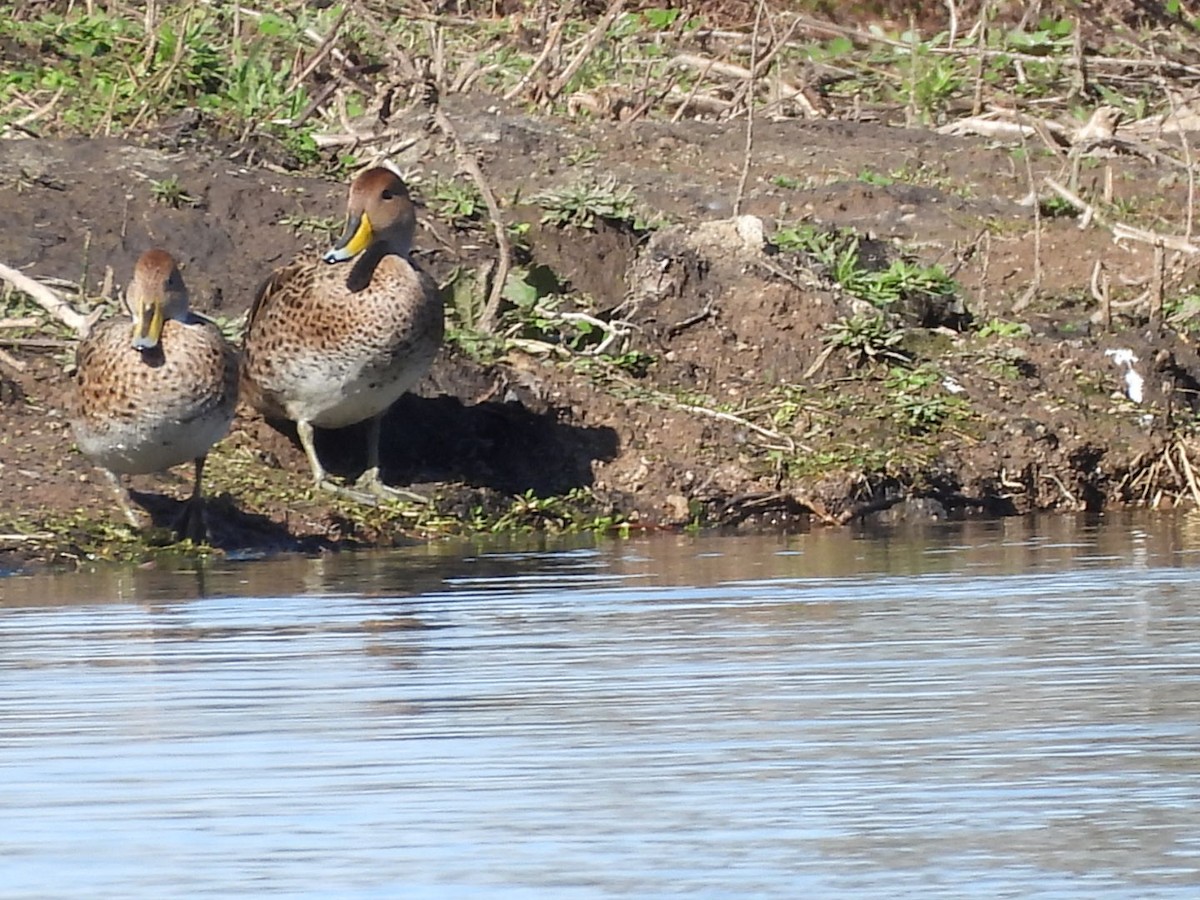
<box><xmin>324</xmin><ymin>212</ymin><xmax>373</xmax><ymax>263</ymax></box>
<box><xmin>131</xmin><ymin>298</ymin><xmax>164</xmax><ymax>351</ymax></box>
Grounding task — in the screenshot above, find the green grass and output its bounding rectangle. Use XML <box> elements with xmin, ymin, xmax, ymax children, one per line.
<box><xmin>0</xmin><ymin>2</ymin><xmax>1190</xmax><ymax>179</ymax></box>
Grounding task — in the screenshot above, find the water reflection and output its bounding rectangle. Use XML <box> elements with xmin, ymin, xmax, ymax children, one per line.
<box><xmin>2</xmin><ymin>515</ymin><xmax>1200</xmax><ymax>897</ymax></box>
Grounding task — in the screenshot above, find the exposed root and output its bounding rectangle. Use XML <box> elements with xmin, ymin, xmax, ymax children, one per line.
<box><xmin>1118</xmin><ymin>439</ymin><xmax>1200</xmax><ymax>508</ymax></box>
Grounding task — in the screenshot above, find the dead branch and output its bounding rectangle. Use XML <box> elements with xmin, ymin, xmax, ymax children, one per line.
<box><xmin>311</xmin><ymin>130</ymin><xmax>420</xmax><ymax>151</ymax></box>
<box><xmin>666</xmin><ymin>87</ymin><xmax>732</xmax><ymax>118</ymax></box>
<box><xmin>0</xmin><ymin>346</ymin><xmax>26</xmax><ymax>373</ymax></box>
<box><xmin>0</xmin><ymin>317</ymin><xmax>39</xmax><ymax>329</ymax></box>
<box><xmin>0</xmin><ymin>262</ymin><xmax>99</xmax><ymax>336</ymax></box>
<box><xmin>673</xmin><ymin>50</ymin><xmax>821</xmax><ymax>119</ymax></box>
<box><xmin>1044</xmin><ymin>178</ymin><xmax>1200</xmax><ymax>255</ymax></box>
<box><xmin>534</xmin><ymin>305</ymin><xmax>634</xmax><ymax>355</ymax></box>
<box><xmin>546</xmin><ymin>0</ymin><xmax>626</xmax><ymax>105</ymax></box>
<box><xmin>289</xmin><ymin>4</ymin><xmax>350</xmax><ymax>91</ymax></box>
<box><xmin>503</xmin><ymin>14</ymin><xmax>568</xmax><ymax>101</ymax></box>
<box><xmin>13</xmin><ymin>86</ymin><xmax>65</xmax><ymax>128</ymax></box>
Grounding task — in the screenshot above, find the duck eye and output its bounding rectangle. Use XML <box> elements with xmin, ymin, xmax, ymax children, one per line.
<box><xmin>381</xmin><ymin>189</ymin><xmax>395</xmax><ymax>200</ymax></box>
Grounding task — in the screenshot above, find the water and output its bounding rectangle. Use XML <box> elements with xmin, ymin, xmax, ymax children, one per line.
<box><xmin>3</xmin><ymin>514</ymin><xmax>1200</xmax><ymax>898</ymax></box>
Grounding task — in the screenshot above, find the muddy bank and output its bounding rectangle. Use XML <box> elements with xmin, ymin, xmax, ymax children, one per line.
<box><xmin>3</xmin><ymin>92</ymin><xmax>1200</xmax><ymax>565</ymax></box>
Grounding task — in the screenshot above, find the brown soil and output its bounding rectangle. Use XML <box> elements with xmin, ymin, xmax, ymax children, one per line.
<box><xmin>3</xmin><ymin>91</ymin><xmax>1199</xmax><ymax>564</ymax></box>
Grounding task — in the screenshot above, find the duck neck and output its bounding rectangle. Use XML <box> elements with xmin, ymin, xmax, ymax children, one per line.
<box><xmin>345</xmin><ymin>242</ymin><xmax>388</xmax><ymax>294</ymax></box>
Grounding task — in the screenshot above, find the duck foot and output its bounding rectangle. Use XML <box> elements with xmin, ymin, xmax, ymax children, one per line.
<box><xmin>317</xmin><ymin>478</ymin><xmax>379</xmax><ymax>506</ymax></box>
<box><xmin>356</xmin><ymin>467</ymin><xmax>430</xmax><ymax>504</ymax></box>
<box><xmin>316</xmin><ymin>468</ymin><xmax>430</xmax><ymax>506</ymax></box>
<box><xmin>102</xmin><ymin>469</ymin><xmax>143</xmax><ymax>528</ymax></box>
<box><xmin>174</xmin><ymin>498</ymin><xmax>209</xmax><ymax>544</ymax></box>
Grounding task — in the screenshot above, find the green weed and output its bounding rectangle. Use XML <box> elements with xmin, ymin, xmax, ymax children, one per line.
<box><xmin>427</xmin><ymin>176</ymin><xmax>484</xmax><ymax>227</ymax></box>
<box><xmin>977</xmin><ymin>317</ymin><xmax>1031</xmax><ymax>339</ymax></box>
<box><xmin>276</xmin><ymin>213</ymin><xmax>342</xmax><ymax>240</ymax></box>
<box><xmin>149</xmin><ymin>175</ymin><xmax>198</xmax><ymax>208</ymax></box>
<box><xmin>773</xmin><ymin>224</ymin><xmax>959</xmax><ymax>311</ymax></box>
<box><xmin>823</xmin><ymin>313</ymin><xmax>909</xmax><ymax>367</ymax></box>
<box><xmin>533</xmin><ymin>175</ymin><xmax>643</xmax><ymax>230</ymax></box>
<box><xmin>771</xmin><ymin>174</ymin><xmax>804</xmax><ymax>190</ymax></box>
<box><xmin>883</xmin><ymin>365</ymin><xmax>970</xmax><ymax>434</ymax></box>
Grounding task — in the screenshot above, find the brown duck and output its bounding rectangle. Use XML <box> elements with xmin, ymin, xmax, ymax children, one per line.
<box><xmin>71</xmin><ymin>248</ymin><xmax>239</xmax><ymax>539</ymax></box>
<box><xmin>241</xmin><ymin>167</ymin><xmax>443</xmax><ymax>502</ymax></box>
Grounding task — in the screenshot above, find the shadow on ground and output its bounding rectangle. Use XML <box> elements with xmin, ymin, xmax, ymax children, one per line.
<box><xmin>273</xmin><ymin>394</ymin><xmax>621</xmax><ymax>497</ymax></box>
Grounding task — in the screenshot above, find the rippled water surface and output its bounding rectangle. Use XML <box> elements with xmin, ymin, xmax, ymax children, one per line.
<box><xmin>4</xmin><ymin>515</ymin><xmax>1200</xmax><ymax>898</ymax></box>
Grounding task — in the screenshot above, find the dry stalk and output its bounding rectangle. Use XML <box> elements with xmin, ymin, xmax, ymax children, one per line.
<box><xmin>620</xmin><ymin>72</ymin><xmax>683</xmax><ymax>125</ymax></box>
<box><xmin>534</xmin><ymin>306</ymin><xmax>633</xmax><ymax>355</ymax></box>
<box><xmin>1068</xmin><ymin>15</ymin><xmax>1088</xmax><ymax>99</ymax></box>
<box><xmin>1150</xmin><ymin>241</ymin><xmax>1165</xmax><ymax>332</ymax></box>
<box><xmin>1011</xmin><ymin>118</ymin><xmax>1042</xmax><ymax>314</ymax></box>
<box><xmin>601</xmin><ymin>365</ymin><xmax>802</xmax><ymax>453</ymax></box>
<box><xmin>1044</xmin><ymin>178</ymin><xmax>1200</xmax><ymax>255</ymax></box>
<box><xmin>431</xmin><ymin>108</ymin><xmax>511</xmax><ymax>334</ymax></box>
<box><xmin>733</xmin><ymin>0</ymin><xmax>765</xmax><ymax>217</ymax></box>
<box><xmin>1177</xmin><ymin>440</ymin><xmax>1200</xmax><ymax>506</ymax></box>
<box><xmin>312</xmin><ymin>130</ymin><xmax>419</xmax><ymax>151</ymax></box>
<box><xmin>670</xmin><ymin>57</ymin><xmax>717</xmax><ymax>123</ymax></box>
<box><xmin>1163</xmin><ymin>444</ymin><xmax>1185</xmax><ymax>504</ymax></box>
<box><xmin>1160</xmin><ymin>78</ymin><xmax>1197</xmax><ymax>240</ymax></box>
<box><xmin>1042</xmin><ymin>471</ymin><xmax>1079</xmax><ymax>508</ymax></box>
<box><xmin>970</xmin><ymin>1</ymin><xmax>988</xmax><ymax>115</ymax></box>
<box><xmin>673</xmin><ymin>50</ymin><xmax>817</xmax><ymax>119</ymax></box>
<box><xmin>1090</xmin><ymin>259</ymin><xmax>1111</xmax><ymax>330</ymax></box>
<box><xmin>724</xmin><ymin>16</ymin><xmax>804</xmax><ymax>117</ymax></box>
<box><xmin>0</xmin><ymin>316</ymin><xmax>39</xmax><ymax>329</ymax></box>
<box><xmin>944</xmin><ymin>0</ymin><xmax>959</xmax><ymax>48</ymax></box>
<box><xmin>13</xmin><ymin>87</ymin><xmax>65</xmax><ymax>129</ymax></box>
<box><xmin>783</xmin><ymin>11</ymin><xmax>1200</xmax><ymax>80</ymax></box>
<box><xmin>0</xmin><ymin>347</ymin><xmax>26</xmax><ymax>374</ymax></box>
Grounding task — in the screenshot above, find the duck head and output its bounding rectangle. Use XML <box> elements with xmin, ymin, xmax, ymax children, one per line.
<box><xmin>323</xmin><ymin>167</ymin><xmax>417</xmax><ymax>264</ymax></box>
<box><xmin>127</xmin><ymin>248</ymin><xmax>189</xmax><ymax>352</ymax></box>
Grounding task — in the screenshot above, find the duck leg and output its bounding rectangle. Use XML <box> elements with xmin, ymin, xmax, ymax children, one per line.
<box><xmin>103</xmin><ymin>469</ymin><xmax>142</xmax><ymax>528</ymax></box>
<box><xmin>353</xmin><ymin>413</ymin><xmax>429</xmax><ymax>504</ymax></box>
<box><xmin>174</xmin><ymin>456</ymin><xmax>210</xmax><ymax>543</ymax></box>
<box><xmin>301</xmin><ymin>417</ymin><xmax>383</xmax><ymax>506</ymax></box>
<box><xmin>296</xmin><ymin>419</ymin><xmax>330</xmax><ymax>485</ymax></box>
<box><xmin>301</xmin><ymin>415</ymin><xmax>428</xmax><ymax>505</ymax></box>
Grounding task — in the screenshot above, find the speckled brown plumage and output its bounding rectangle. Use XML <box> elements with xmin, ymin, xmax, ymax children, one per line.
<box><xmin>71</xmin><ymin>249</ymin><xmax>238</xmax><ymax>535</ymax></box>
<box><xmin>241</xmin><ymin>167</ymin><xmax>444</xmax><ymax>496</ymax></box>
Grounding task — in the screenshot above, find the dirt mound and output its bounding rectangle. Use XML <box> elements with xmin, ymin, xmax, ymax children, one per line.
<box><xmin>3</xmin><ymin>89</ymin><xmax>1200</xmax><ymax>564</ymax></box>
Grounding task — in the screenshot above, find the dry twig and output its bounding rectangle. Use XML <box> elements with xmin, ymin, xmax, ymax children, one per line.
<box><xmin>289</xmin><ymin>4</ymin><xmax>350</xmax><ymax>91</ymax></box>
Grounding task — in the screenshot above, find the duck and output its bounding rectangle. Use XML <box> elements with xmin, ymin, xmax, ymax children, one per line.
<box><xmin>71</xmin><ymin>248</ymin><xmax>239</xmax><ymax>540</ymax></box>
<box><xmin>241</xmin><ymin>166</ymin><xmax>443</xmax><ymax>503</ymax></box>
